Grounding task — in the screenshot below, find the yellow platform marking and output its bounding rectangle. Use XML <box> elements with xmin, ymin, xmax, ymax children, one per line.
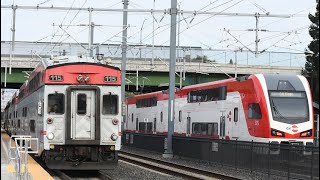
<box><xmin>2</xmin><ymin>133</ymin><xmax>54</xmax><ymax>180</ymax></box>
<box><xmin>6</xmin><ymin>165</ymin><xmax>16</xmax><ymax>172</ymax></box>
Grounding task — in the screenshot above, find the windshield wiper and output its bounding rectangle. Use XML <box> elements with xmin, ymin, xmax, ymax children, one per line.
<box><xmin>270</xmin><ymin>99</ymin><xmax>288</xmax><ymax>120</ymax></box>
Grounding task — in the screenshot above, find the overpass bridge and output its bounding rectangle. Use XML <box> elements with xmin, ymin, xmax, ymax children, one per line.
<box><xmin>1</xmin><ymin>54</ymin><xmax>303</xmax><ymax>91</ymax></box>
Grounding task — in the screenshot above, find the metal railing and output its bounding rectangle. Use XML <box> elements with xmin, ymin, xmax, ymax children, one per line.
<box><xmin>315</xmin><ymin>114</ymin><xmax>319</xmax><ymax>147</ymax></box>
<box><xmin>8</xmin><ymin>135</ymin><xmax>39</xmax><ymax>180</ymax></box>
<box><xmin>123</xmin><ymin>133</ymin><xmax>319</xmax><ymax>179</ymax></box>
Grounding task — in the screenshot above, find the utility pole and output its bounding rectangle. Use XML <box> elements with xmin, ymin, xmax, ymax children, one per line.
<box><xmin>121</xmin><ymin>0</ymin><xmax>129</xmax><ymax>133</ymax></box>
<box><xmin>151</xmin><ymin>0</ymin><xmax>156</xmax><ymax>68</ymax></box>
<box><xmin>235</xmin><ymin>51</ymin><xmax>238</xmax><ymax>78</ymax></box>
<box><xmin>88</xmin><ymin>7</ymin><xmax>94</xmax><ymax>57</ymax></box>
<box><xmin>255</xmin><ymin>13</ymin><xmax>259</xmax><ymax>57</ymax></box>
<box><xmin>9</xmin><ymin>5</ymin><xmax>17</xmax><ymax>75</ymax></box>
<box><xmin>163</xmin><ymin>0</ymin><xmax>177</xmax><ymax>159</ymax></box>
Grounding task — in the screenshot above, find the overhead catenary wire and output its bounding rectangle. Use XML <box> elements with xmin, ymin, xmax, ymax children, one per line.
<box><xmin>1</xmin><ymin>1</ymin><xmax>312</xmax><ymax>66</ymax></box>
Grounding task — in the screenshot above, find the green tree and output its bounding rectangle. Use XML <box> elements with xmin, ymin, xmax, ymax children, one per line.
<box><xmin>305</xmin><ymin>0</ymin><xmax>319</xmax><ymax>102</ymax></box>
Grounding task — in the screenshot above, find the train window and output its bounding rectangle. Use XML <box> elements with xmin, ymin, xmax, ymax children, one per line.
<box><xmin>136</xmin><ymin>118</ymin><xmax>139</xmax><ymax>131</ymax></box>
<box><xmin>213</xmin><ymin>123</ymin><xmax>218</xmax><ymax>136</ymax></box>
<box><xmin>102</xmin><ymin>94</ymin><xmax>118</xmax><ymax>115</ymax></box>
<box><xmin>248</xmin><ymin>103</ymin><xmax>262</xmax><ymax>119</ymax></box>
<box><xmin>77</xmin><ymin>94</ymin><xmax>87</xmax><ymax>115</ymax></box>
<box><xmin>48</xmin><ymin>93</ymin><xmax>65</xmax><ymax>114</ymax></box>
<box><xmin>160</xmin><ymin>112</ymin><xmax>163</xmax><ymax>122</ymax></box>
<box><xmin>154</xmin><ymin>118</ymin><xmax>157</xmax><ymax>132</ymax></box>
<box><xmin>188</xmin><ymin>86</ymin><xmax>227</xmax><ymax>103</ymax></box>
<box><xmin>23</xmin><ymin>107</ymin><xmax>26</xmax><ymax>117</ymax></box>
<box><xmin>187</xmin><ymin>117</ymin><xmax>191</xmax><ymax>135</ymax></box>
<box><xmin>192</xmin><ymin>123</ymin><xmax>217</xmax><ymax>136</ymax></box>
<box><xmin>9</xmin><ymin>113</ymin><xmax>11</xmax><ymax>119</ymax></box>
<box><xmin>138</xmin><ymin>122</ymin><xmax>153</xmax><ymax>133</ymax></box>
<box><xmin>132</xmin><ymin>113</ymin><xmax>134</xmax><ymax>122</ymax></box>
<box><xmin>139</xmin><ymin>123</ymin><xmax>144</xmax><ymax>132</ymax></box>
<box><xmin>234</xmin><ymin>108</ymin><xmax>239</xmax><ymax>122</ymax></box>
<box><xmin>179</xmin><ymin>111</ymin><xmax>182</xmax><ymax>122</ymax></box>
<box><xmin>25</xmin><ymin>107</ymin><xmax>28</xmax><ymax>117</ymax></box>
<box><xmin>136</xmin><ymin>97</ymin><xmax>157</xmax><ymax>108</ymax></box>
<box><xmin>30</xmin><ymin>120</ymin><xmax>35</xmax><ymax>132</ymax></box>
<box><xmin>220</xmin><ymin>116</ymin><xmax>226</xmax><ymax>136</ymax></box>
<box><xmin>146</xmin><ymin>122</ymin><xmax>152</xmax><ymax>132</ymax></box>
<box><xmin>18</xmin><ymin>119</ymin><xmax>20</xmax><ymax>128</ymax></box>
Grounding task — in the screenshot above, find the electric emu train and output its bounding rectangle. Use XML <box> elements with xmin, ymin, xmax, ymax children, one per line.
<box><xmin>3</xmin><ymin>56</ymin><xmax>121</xmax><ymax>170</ymax></box>
<box><xmin>124</xmin><ymin>74</ymin><xmax>314</xmax><ymax>148</ymax></box>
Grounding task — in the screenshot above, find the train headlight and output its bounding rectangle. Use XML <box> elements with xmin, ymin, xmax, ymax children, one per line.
<box><xmin>110</xmin><ymin>133</ymin><xmax>118</xmax><ymax>141</ymax></box>
<box><xmin>300</xmin><ymin>129</ymin><xmax>312</xmax><ymax>137</ymax></box>
<box><xmin>112</xmin><ymin>118</ymin><xmax>119</xmax><ymax>125</ymax></box>
<box><xmin>271</xmin><ymin>129</ymin><xmax>285</xmax><ymax>137</ymax></box>
<box><xmin>47</xmin><ymin>132</ymin><xmax>55</xmax><ymax>140</ymax></box>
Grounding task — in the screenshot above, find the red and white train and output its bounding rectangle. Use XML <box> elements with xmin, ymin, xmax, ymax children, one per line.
<box><xmin>124</xmin><ymin>74</ymin><xmax>314</xmax><ymax>147</ymax></box>
<box><xmin>3</xmin><ymin>55</ymin><xmax>122</xmax><ymax>170</ymax></box>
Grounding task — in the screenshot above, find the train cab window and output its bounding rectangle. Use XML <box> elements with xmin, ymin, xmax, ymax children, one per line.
<box><xmin>248</xmin><ymin>103</ymin><xmax>262</xmax><ymax>119</ymax></box>
<box><xmin>48</xmin><ymin>93</ymin><xmax>65</xmax><ymax>114</ymax></box>
<box><xmin>102</xmin><ymin>94</ymin><xmax>118</xmax><ymax>115</ymax></box>
<box><xmin>30</xmin><ymin>120</ymin><xmax>35</xmax><ymax>132</ymax></box>
<box><xmin>77</xmin><ymin>94</ymin><xmax>87</xmax><ymax>115</ymax></box>
<box><xmin>234</xmin><ymin>108</ymin><xmax>239</xmax><ymax>122</ymax></box>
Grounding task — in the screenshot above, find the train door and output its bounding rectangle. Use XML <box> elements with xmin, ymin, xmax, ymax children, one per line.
<box><xmin>186</xmin><ymin>112</ymin><xmax>191</xmax><ymax>136</ymax></box>
<box><xmin>219</xmin><ymin>111</ymin><xmax>226</xmax><ymax>138</ymax></box>
<box><xmin>232</xmin><ymin>107</ymin><xmax>239</xmax><ymax>139</ymax></box>
<box><xmin>135</xmin><ymin>113</ymin><xmax>139</xmax><ymax>131</ymax></box>
<box><xmin>231</xmin><ymin>97</ymin><xmax>240</xmax><ymax>139</ymax></box>
<box><xmin>71</xmin><ymin>90</ymin><xmax>95</xmax><ymax>140</ymax></box>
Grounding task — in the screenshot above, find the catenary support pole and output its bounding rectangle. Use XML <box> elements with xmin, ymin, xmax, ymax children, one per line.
<box><xmin>163</xmin><ymin>0</ymin><xmax>177</xmax><ymax>158</ymax></box>
<box><xmin>121</xmin><ymin>0</ymin><xmax>129</xmax><ymax>133</ymax></box>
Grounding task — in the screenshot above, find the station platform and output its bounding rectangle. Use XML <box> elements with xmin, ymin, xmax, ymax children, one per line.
<box><xmin>1</xmin><ymin>130</ymin><xmax>54</xmax><ymax>180</ymax></box>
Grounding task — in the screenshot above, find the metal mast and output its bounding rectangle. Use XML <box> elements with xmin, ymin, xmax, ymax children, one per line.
<box><xmin>163</xmin><ymin>0</ymin><xmax>177</xmax><ymax>158</ymax></box>
<box><xmin>121</xmin><ymin>0</ymin><xmax>129</xmax><ymax>132</ymax></box>
<box><xmin>9</xmin><ymin>5</ymin><xmax>17</xmax><ymax>75</ymax></box>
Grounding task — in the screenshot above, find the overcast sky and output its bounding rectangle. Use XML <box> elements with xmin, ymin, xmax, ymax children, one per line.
<box><xmin>1</xmin><ymin>0</ymin><xmax>317</xmax><ymax>67</ymax></box>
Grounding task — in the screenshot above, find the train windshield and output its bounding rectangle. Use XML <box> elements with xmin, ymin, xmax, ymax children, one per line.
<box><xmin>269</xmin><ymin>91</ymin><xmax>309</xmax><ymax>124</ymax></box>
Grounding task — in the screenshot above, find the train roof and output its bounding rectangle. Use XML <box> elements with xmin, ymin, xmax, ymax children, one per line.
<box><xmin>128</xmin><ymin>74</ymin><xmax>307</xmax><ymax>103</ymax></box>
<box><xmin>42</xmin><ymin>56</ymin><xmax>120</xmax><ymax>71</ymax></box>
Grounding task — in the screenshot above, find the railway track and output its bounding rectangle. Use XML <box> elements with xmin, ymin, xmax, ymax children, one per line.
<box><xmin>29</xmin><ymin>154</ymin><xmax>113</xmax><ymax>180</ymax></box>
<box><xmin>119</xmin><ymin>151</ymin><xmax>240</xmax><ymax>180</ymax></box>
<box><xmin>54</xmin><ymin>170</ymin><xmax>113</xmax><ymax>180</ymax></box>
